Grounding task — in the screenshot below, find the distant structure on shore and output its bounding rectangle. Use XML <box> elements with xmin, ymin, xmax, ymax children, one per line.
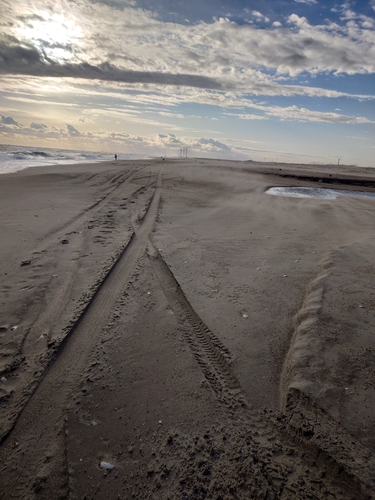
<box><xmin>179</xmin><ymin>148</ymin><xmax>189</xmax><ymax>158</ymax></box>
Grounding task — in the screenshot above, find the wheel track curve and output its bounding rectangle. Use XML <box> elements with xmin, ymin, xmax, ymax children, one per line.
<box><xmin>148</xmin><ymin>248</ymin><xmax>250</xmax><ymax>414</ymax></box>
<box><xmin>147</xmin><ymin>246</ymin><xmax>375</xmax><ymax>499</ymax></box>
<box><xmin>0</xmin><ymin>163</ymin><xmax>154</xmax><ymax>443</ymax></box>
<box><xmin>0</xmin><ymin>169</ymin><xmax>163</xmax><ymax>499</ymax></box>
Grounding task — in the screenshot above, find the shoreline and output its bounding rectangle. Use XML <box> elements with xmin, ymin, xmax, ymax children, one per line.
<box><xmin>1</xmin><ymin>158</ymin><xmax>375</xmax><ymax>498</ymax></box>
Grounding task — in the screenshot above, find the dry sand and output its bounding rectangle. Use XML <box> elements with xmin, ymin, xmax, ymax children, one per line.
<box><xmin>1</xmin><ymin>158</ymin><xmax>375</xmax><ymax>499</ymax></box>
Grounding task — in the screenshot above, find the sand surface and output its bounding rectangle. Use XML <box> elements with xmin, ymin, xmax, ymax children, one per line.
<box><xmin>1</xmin><ymin>158</ymin><xmax>375</xmax><ymax>499</ymax></box>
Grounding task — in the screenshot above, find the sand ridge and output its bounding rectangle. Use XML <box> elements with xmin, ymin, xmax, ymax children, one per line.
<box><xmin>0</xmin><ymin>158</ymin><xmax>375</xmax><ymax>498</ymax></box>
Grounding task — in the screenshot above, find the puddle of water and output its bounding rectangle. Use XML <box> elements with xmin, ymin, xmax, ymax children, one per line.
<box><xmin>266</xmin><ymin>187</ymin><xmax>375</xmax><ymax>200</ymax></box>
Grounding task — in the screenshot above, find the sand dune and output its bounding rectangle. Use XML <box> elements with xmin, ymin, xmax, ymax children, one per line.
<box><xmin>0</xmin><ymin>158</ymin><xmax>375</xmax><ymax>498</ymax></box>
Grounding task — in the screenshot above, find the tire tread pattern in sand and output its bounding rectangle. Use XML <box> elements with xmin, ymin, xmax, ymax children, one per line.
<box><xmin>148</xmin><ymin>249</ymin><xmax>250</xmax><ymax>415</ymax></box>
<box><xmin>147</xmin><ymin>247</ymin><xmax>375</xmax><ymax>499</ymax></box>
<box><xmin>0</xmin><ymin>170</ymin><xmax>162</xmax><ymax>499</ymax></box>
<box><xmin>0</xmin><ymin>164</ymin><xmax>154</xmax><ymax>441</ymax></box>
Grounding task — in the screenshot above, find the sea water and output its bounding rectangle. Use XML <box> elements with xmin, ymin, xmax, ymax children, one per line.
<box><xmin>0</xmin><ymin>144</ymin><xmax>150</xmax><ymax>175</ymax></box>
<box><xmin>266</xmin><ymin>186</ymin><xmax>375</xmax><ymax>200</ymax></box>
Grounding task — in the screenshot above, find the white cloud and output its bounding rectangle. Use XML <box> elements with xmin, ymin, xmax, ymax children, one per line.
<box><xmin>0</xmin><ymin>112</ymin><xmax>242</xmax><ymax>157</ymax></box>
<box><xmin>340</xmin><ymin>5</ymin><xmax>375</xmax><ymax>28</ymax></box>
<box><xmin>251</xmin><ymin>11</ymin><xmax>270</xmax><ymax>23</ymax></box>
<box><xmin>2</xmin><ymin>0</ymin><xmax>375</xmax><ymax>92</ymax></box>
<box><xmin>0</xmin><ymin>117</ymin><xmax>67</xmax><ymax>140</ymax></box>
<box><xmin>288</xmin><ymin>14</ymin><xmax>309</xmax><ymax>28</ymax></box>
<box><xmin>5</xmin><ymin>76</ymin><xmax>371</xmax><ymax>123</ymax></box>
<box><xmin>345</xmin><ymin>136</ymin><xmax>370</xmax><ymax>140</ymax></box>
<box><xmin>0</xmin><ymin>0</ymin><xmax>374</xmax><ymax>167</ymax></box>
<box><xmin>5</xmin><ymin>96</ymin><xmax>79</xmax><ymax>107</ymax></box>
<box><xmin>224</xmin><ymin>112</ymin><xmax>267</xmax><ymax>120</ymax></box>
<box><xmin>0</xmin><ymin>111</ymin><xmax>372</xmax><ymax>164</ymax></box>
<box><xmin>274</xmin><ymin>107</ymin><xmax>373</xmax><ymax>123</ymax></box>
<box><xmin>158</xmin><ymin>111</ymin><xmax>185</xmax><ymax>119</ymax></box>
<box><xmin>294</xmin><ymin>0</ymin><xmax>317</xmax><ymax>4</ymax></box>
<box><xmin>225</xmin><ymin>104</ymin><xmax>374</xmax><ymax>124</ymax></box>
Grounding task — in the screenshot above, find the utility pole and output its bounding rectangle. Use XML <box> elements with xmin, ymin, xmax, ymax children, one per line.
<box><xmin>338</xmin><ymin>158</ymin><xmax>340</xmax><ymax>165</ymax></box>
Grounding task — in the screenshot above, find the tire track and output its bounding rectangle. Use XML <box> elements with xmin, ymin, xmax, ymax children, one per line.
<box><xmin>0</xmin><ymin>164</ymin><xmax>153</xmax><ymax>443</ymax></box>
<box><xmin>0</xmin><ymin>170</ymin><xmax>163</xmax><ymax>499</ymax></box>
<box><xmin>32</xmin><ymin>163</ymin><xmax>152</xmax><ymax>253</ymax></box>
<box><xmin>148</xmin><ymin>248</ymin><xmax>250</xmax><ymax>414</ymax></box>
<box><xmin>148</xmin><ymin>247</ymin><xmax>375</xmax><ymax>498</ymax></box>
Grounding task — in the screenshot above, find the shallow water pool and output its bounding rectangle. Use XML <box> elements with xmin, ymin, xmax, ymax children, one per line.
<box><xmin>266</xmin><ymin>186</ymin><xmax>375</xmax><ymax>200</ymax></box>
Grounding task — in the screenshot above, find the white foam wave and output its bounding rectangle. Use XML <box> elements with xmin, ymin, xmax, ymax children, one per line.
<box><xmin>0</xmin><ymin>145</ymin><xmax>150</xmax><ymax>174</ymax></box>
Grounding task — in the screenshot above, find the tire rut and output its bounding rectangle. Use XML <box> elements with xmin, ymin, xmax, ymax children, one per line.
<box><xmin>32</xmin><ymin>163</ymin><xmax>151</xmax><ymax>253</ymax></box>
<box><xmin>147</xmin><ymin>247</ymin><xmax>374</xmax><ymax>499</ymax></box>
<box><xmin>0</xmin><ymin>164</ymin><xmax>153</xmax><ymax>444</ymax></box>
<box><xmin>148</xmin><ymin>249</ymin><xmax>250</xmax><ymax>415</ymax></box>
<box><xmin>0</xmin><ymin>169</ymin><xmax>163</xmax><ymax>499</ymax></box>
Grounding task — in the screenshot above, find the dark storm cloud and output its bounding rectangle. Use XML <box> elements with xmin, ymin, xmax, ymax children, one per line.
<box><xmin>0</xmin><ymin>41</ymin><xmax>42</xmax><ymax>67</ymax></box>
<box><xmin>0</xmin><ymin>40</ymin><xmax>229</xmax><ymax>90</ymax></box>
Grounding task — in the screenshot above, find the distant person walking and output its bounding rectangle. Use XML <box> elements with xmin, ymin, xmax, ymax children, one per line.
<box><xmin>114</xmin><ymin>154</ymin><xmax>117</xmax><ymax>160</ymax></box>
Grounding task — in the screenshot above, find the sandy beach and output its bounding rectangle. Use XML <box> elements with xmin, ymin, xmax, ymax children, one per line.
<box><xmin>1</xmin><ymin>158</ymin><xmax>375</xmax><ymax>499</ymax></box>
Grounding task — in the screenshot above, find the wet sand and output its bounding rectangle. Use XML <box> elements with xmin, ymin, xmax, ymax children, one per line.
<box><xmin>0</xmin><ymin>158</ymin><xmax>375</xmax><ymax>499</ymax></box>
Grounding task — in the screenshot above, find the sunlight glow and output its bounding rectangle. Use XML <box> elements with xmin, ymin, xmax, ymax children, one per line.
<box><xmin>17</xmin><ymin>12</ymin><xmax>82</xmax><ymax>61</ymax></box>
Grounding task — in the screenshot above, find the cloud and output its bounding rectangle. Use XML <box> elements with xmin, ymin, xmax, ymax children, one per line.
<box><xmin>0</xmin><ymin>111</ymin><xmax>372</xmax><ymax>164</ymax></box>
<box><xmin>1</xmin><ymin>0</ymin><xmax>375</xmax><ymax>95</ymax></box>
<box><xmin>197</xmin><ymin>138</ymin><xmax>231</xmax><ymax>152</ymax></box>
<box><xmin>2</xmin><ymin>74</ymin><xmax>372</xmax><ymax>142</ymax></box>
<box><xmin>0</xmin><ymin>111</ymin><xmax>242</xmax><ymax>157</ymax></box>
<box><xmin>66</xmin><ymin>124</ymin><xmax>82</xmax><ymax>136</ymax></box>
<box><xmin>30</xmin><ymin>122</ymin><xmax>48</xmax><ymax>129</ymax></box>
<box><xmin>339</xmin><ymin>5</ymin><xmax>375</xmax><ymax>28</ymax></box>
<box><xmin>219</xmin><ymin>89</ymin><xmax>375</xmax><ymax>124</ymax></box>
<box><xmin>224</xmin><ymin>112</ymin><xmax>267</xmax><ymax>120</ymax></box>
<box><xmin>105</xmin><ymin>132</ymin><xmax>240</xmax><ymax>158</ymax></box>
<box><xmin>0</xmin><ymin>115</ymin><xmax>68</xmax><ymax>140</ymax></box>
<box><xmin>0</xmin><ymin>41</ymin><xmax>228</xmax><ymax>90</ymax></box>
<box><xmin>0</xmin><ymin>113</ymin><xmax>20</xmax><ymax>126</ymax></box>
<box><xmin>294</xmin><ymin>0</ymin><xmax>317</xmax><ymax>4</ymax></box>
<box><xmin>94</xmin><ymin>0</ymin><xmax>136</xmax><ymax>7</ymax></box>
<box><xmin>5</xmin><ymin>95</ymin><xmax>79</xmax><ymax>107</ymax></box>
<box><xmin>250</xmin><ymin>11</ymin><xmax>270</xmax><ymax>23</ymax></box>
<box><xmin>158</xmin><ymin>111</ymin><xmax>185</xmax><ymax>118</ymax></box>
<box><xmin>288</xmin><ymin>14</ymin><xmax>309</xmax><ymax>28</ymax></box>
<box><xmin>2</xmin><ymin>55</ymin><xmax>372</xmax><ymax>106</ymax></box>
<box><xmin>230</xmin><ymin>105</ymin><xmax>374</xmax><ymax>124</ymax></box>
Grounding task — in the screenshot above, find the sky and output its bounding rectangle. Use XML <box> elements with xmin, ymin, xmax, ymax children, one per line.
<box><xmin>0</xmin><ymin>0</ymin><xmax>374</xmax><ymax>165</ymax></box>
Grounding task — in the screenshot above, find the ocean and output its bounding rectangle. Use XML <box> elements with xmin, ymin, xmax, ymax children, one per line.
<box><xmin>0</xmin><ymin>144</ymin><xmax>150</xmax><ymax>175</ymax></box>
